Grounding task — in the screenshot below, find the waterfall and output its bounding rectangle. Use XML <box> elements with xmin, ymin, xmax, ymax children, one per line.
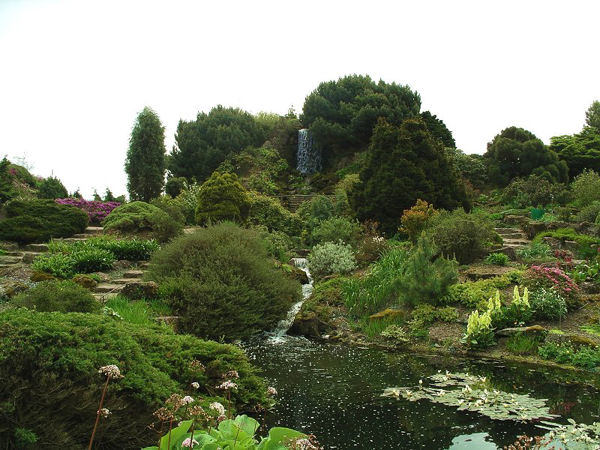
<box><xmin>297</xmin><ymin>129</ymin><xmax>322</xmax><ymax>175</ymax></box>
<box><xmin>269</xmin><ymin>257</ymin><xmax>314</xmax><ymax>342</ymax></box>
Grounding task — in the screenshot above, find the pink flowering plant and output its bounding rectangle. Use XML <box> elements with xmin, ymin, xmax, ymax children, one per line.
<box><xmin>55</xmin><ymin>198</ymin><xmax>120</xmax><ymax>225</ymax></box>
<box><xmin>524</xmin><ymin>264</ymin><xmax>579</xmax><ymax>308</ymax></box>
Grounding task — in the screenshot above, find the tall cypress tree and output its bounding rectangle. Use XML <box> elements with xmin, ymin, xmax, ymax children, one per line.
<box><xmin>125</xmin><ymin>107</ymin><xmax>166</xmax><ymax>202</ymax></box>
<box><xmin>349</xmin><ymin>118</ymin><xmax>467</xmax><ymax>234</ymax></box>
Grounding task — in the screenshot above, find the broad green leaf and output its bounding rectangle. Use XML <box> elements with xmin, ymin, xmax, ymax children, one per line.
<box><xmin>158</xmin><ymin>420</ymin><xmax>193</xmax><ymax>449</ymax></box>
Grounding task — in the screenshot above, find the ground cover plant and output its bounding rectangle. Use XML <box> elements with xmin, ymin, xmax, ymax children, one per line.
<box><xmin>0</xmin><ymin>309</ymin><xmax>268</xmax><ymax>448</ymax></box>
<box><xmin>0</xmin><ymin>199</ymin><xmax>88</xmax><ymax>244</ymax></box>
<box><xmin>10</xmin><ymin>280</ymin><xmax>101</xmax><ymax>313</ymax></box>
<box><xmin>146</xmin><ymin>222</ymin><xmax>301</xmax><ymax>341</ymax></box>
<box><xmin>103</xmin><ymin>201</ymin><xmax>182</xmax><ymax>242</ymax></box>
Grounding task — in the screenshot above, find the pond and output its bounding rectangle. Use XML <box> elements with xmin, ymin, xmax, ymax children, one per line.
<box><xmin>244</xmin><ymin>336</ymin><xmax>600</xmax><ymax>449</ymax></box>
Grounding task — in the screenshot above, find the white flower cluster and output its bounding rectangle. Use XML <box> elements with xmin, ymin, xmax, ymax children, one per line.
<box><xmin>98</xmin><ymin>364</ymin><xmax>123</xmax><ymax>379</ymax></box>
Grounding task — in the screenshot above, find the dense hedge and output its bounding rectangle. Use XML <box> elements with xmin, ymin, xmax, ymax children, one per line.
<box><xmin>147</xmin><ymin>223</ymin><xmax>301</xmax><ymax>340</ymax></box>
<box><xmin>0</xmin><ymin>199</ymin><xmax>88</xmax><ymax>244</ymax></box>
<box><xmin>0</xmin><ymin>309</ymin><xmax>267</xmax><ymax>448</ymax></box>
<box><xmin>103</xmin><ymin>201</ymin><xmax>182</xmax><ymax>242</ymax></box>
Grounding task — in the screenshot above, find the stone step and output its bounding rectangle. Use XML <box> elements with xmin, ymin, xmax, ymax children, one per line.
<box><xmin>3</xmin><ymin>251</ymin><xmax>24</xmax><ymax>257</ymax></box>
<box><xmin>138</xmin><ymin>262</ymin><xmax>150</xmax><ymax>269</ymax></box>
<box><xmin>93</xmin><ymin>292</ymin><xmax>119</xmax><ymax>302</ymax></box>
<box><xmin>0</xmin><ymin>256</ymin><xmax>23</xmax><ymax>264</ymax></box>
<box><xmin>94</xmin><ymin>283</ymin><xmax>124</xmax><ymax>293</ymax></box>
<box><xmin>498</xmin><ymin>232</ymin><xmax>527</xmax><ymax>240</ymax></box>
<box><xmin>122</xmin><ymin>270</ymin><xmax>144</xmax><ymax>279</ymax></box>
<box><xmin>24</xmin><ymin>243</ymin><xmax>48</xmax><ymax>252</ymax></box>
<box><xmin>55</xmin><ymin>237</ymin><xmax>88</xmax><ymax>243</ymax></box>
<box><xmin>494</xmin><ymin>227</ymin><xmax>522</xmax><ymax>235</ymax></box>
<box><xmin>111</xmin><ymin>278</ymin><xmax>140</xmax><ymax>285</ymax></box>
<box><xmin>0</xmin><ymin>263</ymin><xmax>20</xmax><ymax>269</ymax></box>
<box><xmin>21</xmin><ymin>252</ymin><xmax>41</xmax><ymax>264</ymax></box>
<box><xmin>71</xmin><ymin>233</ymin><xmax>89</xmax><ymax>239</ymax></box>
<box><xmin>502</xmin><ymin>238</ymin><xmax>530</xmax><ymax>246</ymax></box>
<box><xmin>85</xmin><ymin>227</ymin><xmax>104</xmax><ymax>235</ymax></box>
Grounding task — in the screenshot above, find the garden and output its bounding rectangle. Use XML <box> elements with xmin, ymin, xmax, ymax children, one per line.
<box><xmin>1</xmin><ymin>77</ymin><xmax>600</xmax><ymax>448</ymax></box>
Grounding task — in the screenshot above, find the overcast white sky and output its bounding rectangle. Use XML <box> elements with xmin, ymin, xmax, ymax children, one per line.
<box><xmin>1</xmin><ymin>0</ymin><xmax>599</xmax><ymax>199</ymax></box>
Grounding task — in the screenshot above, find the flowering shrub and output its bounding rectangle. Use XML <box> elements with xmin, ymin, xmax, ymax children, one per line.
<box><xmin>308</xmin><ymin>241</ymin><xmax>357</xmax><ymax>279</ymax></box>
<box><xmin>524</xmin><ymin>264</ymin><xmax>579</xmax><ymax>308</ymax></box>
<box><xmin>55</xmin><ymin>197</ymin><xmax>120</xmax><ymax>225</ymax></box>
<box><xmin>529</xmin><ymin>288</ymin><xmax>568</xmax><ymax>321</ymax></box>
<box><xmin>490</xmin><ymin>287</ymin><xmax>533</xmax><ymax>329</ymax></box>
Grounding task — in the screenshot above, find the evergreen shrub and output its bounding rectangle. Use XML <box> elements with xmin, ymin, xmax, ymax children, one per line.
<box><xmin>11</xmin><ymin>280</ymin><xmax>100</xmax><ymax>313</ymax></box>
<box><xmin>0</xmin><ymin>309</ymin><xmax>267</xmax><ymax>448</ymax></box>
<box><xmin>308</xmin><ymin>241</ymin><xmax>357</xmax><ymax>280</ymax></box>
<box><xmin>146</xmin><ymin>223</ymin><xmax>301</xmax><ymax>340</ymax></box>
<box><xmin>103</xmin><ymin>201</ymin><xmax>182</xmax><ymax>242</ymax></box>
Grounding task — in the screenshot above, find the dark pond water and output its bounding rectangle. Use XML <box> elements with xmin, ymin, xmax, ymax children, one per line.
<box><xmin>244</xmin><ymin>337</ymin><xmax>600</xmax><ymax>449</ymax></box>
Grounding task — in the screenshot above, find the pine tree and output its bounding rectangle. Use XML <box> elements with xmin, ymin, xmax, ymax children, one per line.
<box><xmin>125</xmin><ymin>107</ymin><xmax>166</xmax><ymax>202</ymax></box>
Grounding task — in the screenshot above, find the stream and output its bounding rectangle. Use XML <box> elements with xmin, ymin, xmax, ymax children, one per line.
<box><xmin>244</xmin><ymin>259</ymin><xmax>600</xmax><ymax>449</ymax></box>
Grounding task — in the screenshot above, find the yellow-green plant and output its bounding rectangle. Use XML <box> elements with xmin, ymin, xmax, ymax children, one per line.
<box><xmin>464</xmin><ymin>310</ymin><xmax>494</xmax><ymax>348</ymax></box>
<box><xmin>486</xmin><ymin>290</ymin><xmax>502</xmax><ymax>313</ymax></box>
<box><xmin>512</xmin><ymin>286</ymin><xmax>529</xmax><ymax>308</ymax></box>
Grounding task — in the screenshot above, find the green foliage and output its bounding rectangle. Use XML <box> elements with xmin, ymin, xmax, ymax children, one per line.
<box><xmin>575</xmin><ymin>201</ymin><xmax>600</xmax><ymax>223</ymax></box>
<box><xmin>147</xmin><ymin>223</ymin><xmax>300</xmax><ymax>341</ymax></box>
<box><xmin>0</xmin><ymin>309</ymin><xmax>267</xmax><ymax>448</ymax></box>
<box><xmin>538</xmin><ymin>341</ymin><xmax>600</xmax><ymax>370</ymax></box>
<box><xmin>420</xmin><ymin>111</ymin><xmax>455</xmax><ymax>148</ymax></box>
<box><xmin>426</xmin><ymin>208</ymin><xmax>500</xmax><ymax>264</ymax></box>
<box><xmin>551</xmin><ymin>127</ymin><xmax>600</xmax><ymax>178</ymax></box>
<box><xmin>225</xmin><ymin>146</ymin><xmax>290</xmax><ymax>196</ymax></box>
<box><xmin>0</xmin><ymin>158</ymin><xmax>38</xmax><ymax>205</ymax></box>
<box><xmin>394</xmin><ymin>237</ymin><xmax>458</xmax><ymax>307</ymax></box>
<box><xmin>13</xmin><ymin>427</ymin><xmax>37</xmax><ymax>448</ymax></box>
<box><xmin>380</xmin><ymin>325</ymin><xmax>410</xmax><ymax>346</ymax></box>
<box><xmin>410</xmin><ymin>304</ymin><xmax>459</xmax><ymax>329</ymax></box>
<box><xmin>47</xmin><ymin>236</ymin><xmax>158</xmax><ymax>261</ymax></box>
<box><xmin>301</xmin><ymin>74</ymin><xmax>421</xmax><ymax>159</ymax></box>
<box><xmin>169</xmin><ymin>106</ymin><xmax>267</xmax><ymax>183</ymax></box>
<box><xmin>151</xmin><ymin>195</ymin><xmax>187</xmax><ymax>225</ymax></box>
<box><xmin>490</xmin><ymin>286</ymin><xmax>532</xmax><ymax>329</ymax></box>
<box><xmin>443</xmin><ymin>271</ymin><xmax>520</xmax><ymax>309</ymax></box>
<box><xmin>464</xmin><ymin>309</ymin><xmax>494</xmax><ymax>348</ymax></box>
<box><xmin>11</xmin><ymin>280</ymin><xmax>100</xmax><ymax>313</ymax></box>
<box><xmin>501</xmin><ymin>175</ymin><xmax>561</xmax><ymax>208</ymax></box>
<box><xmin>516</xmin><ymin>242</ymin><xmax>554</xmax><ymax>262</ymax></box>
<box><xmin>165</xmin><ymin>176</ymin><xmax>187</xmax><ymax>198</ymax></box>
<box><xmin>126</xmin><ymin>106</ymin><xmax>166</xmax><ymax>202</ymax></box>
<box><xmin>172</xmin><ymin>181</ymin><xmax>202</xmax><ymax>225</ymax></box>
<box><xmin>485</xmin><ymin>252</ymin><xmax>509</xmax><ymax>266</ymax></box>
<box><xmin>399</xmin><ymin>199</ymin><xmax>438</xmax><ymax>243</ymax></box>
<box><xmin>343</xmin><ymin>245</ymin><xmax>408</xmax><ymax>316</ymax></box>
<box><xmin>484</xmin><ymin>126</ymin><xmax>568</xmax><ymax>186</ymax></box>
<box><xmin>532</xmin><ymin>227</ymin><xmax>600</xmax><ymax>259</ymax></box>
<box><xmin>350</xmin><ymin>118</ymin><xmax>468</xmax><ymax>234</ymax></box>
<box><xmin>105</xmin><ymin>295</ymin><xmax>170</xmax><ymax>326</ymax></box>
<box><xmin>529</xmin><ymin>288</ymin><xmax>568</xmax><ymax>321</ymax></box>
<box><xmin>36</xmin><ymin>176</ymin><xmax>68</xmax><ymax>199</ymax></box>
<box><xmin>505</xmin><ymin>333</ymin><xmax>542</xmax><ymax>355</ymax></box>
<box><xmin>144</xmin><ymin>415</ymin><xmax>307</xmax><ymax>450</ymax></box>
<box><xmin>310</xmin><ymin>216</ymin><xmax>361</xmax><ymax>246</ymax></box>
<box><xmin>586</xmin><ymin>100</ymin><xmax>600</xmax><ymax>131</ymax></box>
<box><xmin>571</xmin><ymin>169</ymin><xmax>600</xmax><ymax>207</ymax></box>
<box><xmin>32</xmin><ymin>247</ymin><xmax>114</xmax><ymax>278</ymax></box>
<box><xmin>246</xmin><ymin>191</ymin><xmax>301</xmax><ymax>236</ymax></box>
<box><xmin>195</xmin><ymin>172</ymin><xmax>251</xmax><ymax>226</ymax></box>
<box><xmin>103</xmin><ymin>201</ymin><xmax>182</xmax><ymax>242</ymax></box>
<box><xmin>296</xmin><ymin>195</ymin><xmax>336</xmax><ymax>234</ymax></box>
<box><xmin>0</xmin><ymin>199</ymin><xmax>88</xmax><ymax>244</ymax></box>
<box><xmin>309</xmin><ymin>241</ymin><xmax>357</xmax><ymax>280</ymax></box>
<box><xmin>570</xmin><ymin>258</ymin><xmax>600</xmax><ymax>284</ymax></box>
<box><xmin>446</xmin><ymin>149</ymin><xmax>488</xmax><ymax>189</ymax></box>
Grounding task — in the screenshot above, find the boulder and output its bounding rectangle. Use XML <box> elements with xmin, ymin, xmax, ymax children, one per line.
<box><xmin>121</xmin><ymin>281</ymin><xmax>158</xmax><ymax>299</ymax></box>
<box><xmin>288</xmin><ymin>311</ymin><xmax>332</xmax><ymax>339</ymax></box>
<box><xmin>113</xmin><ymin>260</ymin><xmax>133</xmax><ymax>270</ymax></box>
<box><xmin>288</xmin><ymin>265</ymin><xmax>309</xmax><ymax>285</ymax></box>
<box><xmin>0</xmin><ymin>279</ymin><xmax>29</xmax><ymax>298</ymax></box>
<box><xmin>72</xmin><ymin>274</ymin><xmax>98</xmax><ymax>289</ymax></box>
<box><xmin>30</xmin><ymin>271</ymin><xmax>55</xmax><ymax>282</ymax></box>
<box><xmin>496</xmin><ymin>325</ymin><xmax>546</xmax><ymax>337</ymax></box>
<box><xmin>369</xmin><ymin>308</ymin><xmax>406</xmax><ymax>321</ymax></box>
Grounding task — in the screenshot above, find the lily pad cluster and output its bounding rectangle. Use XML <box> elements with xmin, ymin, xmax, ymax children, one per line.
<box><xmin>538</xmin><ymin>419</ymin><xmax>600</xmax><ymax>450</ymax></box>
<box><xmin>383</xmin><ymin>372</ymin><xmax>558</xmax><ymax>422</ymax></box>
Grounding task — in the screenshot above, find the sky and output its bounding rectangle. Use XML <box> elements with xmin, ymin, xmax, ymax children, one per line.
<box><xmin>0</xmin><ymin>0</ymin><xmax>599</xmax><ymax>199</ymax></box>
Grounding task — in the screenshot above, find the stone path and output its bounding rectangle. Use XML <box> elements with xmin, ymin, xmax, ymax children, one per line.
<box><xmin>493</xmin><ymin>227</ymin><xmax>531</xmax><ymax>260</ymax></box>
<box><xmin>92</xmin><ymin>266</ymin><xmax>148</xmax><ymax>302</ymax></box>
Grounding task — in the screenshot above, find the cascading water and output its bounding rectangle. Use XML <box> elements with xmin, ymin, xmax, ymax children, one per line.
<box><xmin>296</xmin><ymin>129</ymin><xmax>322</xmax><ymax>175</ymax></box>
<box><xmin>269</xmin><ymin>257</ymin><xmax>313</xmax><ymax>342</ymax></box>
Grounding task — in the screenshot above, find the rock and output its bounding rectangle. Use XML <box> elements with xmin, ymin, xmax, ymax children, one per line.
<box><xmin>369</xmin><ymin>308</ymin><xmax>406</xmax><ymax>321</ymax></box>
<box><xmin>504</xmin><ymin>215</ymin><xmax>528</xmax><ymax>226</ymax></box>
<box><xmin>121</xmin><ymin>281</ymin><xmax>158</xmax><ymax>299</ymax></box>
<box><xmin>288</xmin><ymin>265</ymin><xmax>309</xmax><ymax>284</ymax></box>
<box><xmin>92</xmin><ymin>272</ymin><xmax>111</xmax><ymax>283</ymax></box>
<box><xmin>523</xmin><ymin>221</ymin><xmax>548</xmax><ymax>240</ymax></box>
<box><xmin>22</xmin><ymin>252</ymin><xmax>37</xmax><ymax>264</ymax></box>
<box><xmin>288</xmin><ymin>312</ymin><xmax>332</xmax><ymax>339</ymax></box>
<box><xmin>545</xmin><ymin>331</ymin><xmax>599</xmax><ymax>348</ymax></box>
<box><xmin>563</xmin><ymin>240</ymin><xmax>579</xmax><ymax>253</ymax></box>
<box><xmin>72</xmin><ymin>274</ymin><xmax>98</xmax><ymax>289</ymax></box>
<box><xmin>493</xmin><ymin>247</ymin><xmax>516</xmax><ymax>260</ymax></box>
<box><xmin>543</xmin><ymin>236</ymin><xmax>561</xmax><ymax>250</ymax></box>
<box><xmin>0</xmin><ymin>279</ymin><xmax>29</xmax><ymax>298</ymax></box>
<box><xmin>580</xmin><ymin>282</ymin><xmax>600</xmax><ymax>295</ymax></box>
<box><xmin>113</xmin><ymin>260</ymin><xmax>133</xmax><ymax>270</ymax></box>
<box><xmin>30</xmin><ymin>271</ymin><xmax>55</xmax><ymax>282</ymax></box>
<box><xmin>496</xmin><ymin>325</ymin><xmax>547</xmax><ymax>337</ymax></box>
<box><xmin>574</xmin><ymin>222</ymin><xmax>600</xmax><ymax>238</ymax></box>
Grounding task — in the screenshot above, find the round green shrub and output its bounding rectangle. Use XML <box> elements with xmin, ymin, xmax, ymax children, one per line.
<box><xmin>146</xmin><ymin>223</ymin><xmax>301</xmax><ymax>340</ymax></box>
<box><xmin>11</xmin><ymin>280</ymin><xmax>101</xmax><ymax>313</ymax></box>
<box><xmin>247</xmin><ymin>191</ymin><xmax>301</xmax><ymax>236</ymax></box>
<box><xmin>310</xmin><ymin>216</ymin><xmax>361</xmax><ymax>246</ymax></box>
<box><xmin>572</xmin><ymin>169</ymin><xmax>600</xmax><ymax>207</ymax></box>
<box><xmin>308</xmin><ymin>241</ymin><xmax>357</xmax><ymax>279</ymax></box>
<box><xmin>36</xmin><ymin>176</ymin><xmax>68</xmax><ymax>200</ymax></box>
<box><xmin>575</xmin><ymin>201</ymin><xmax>600</xmax><ymax>223</ymax></box>
<box><xmin>151</xmin><ymin>195</ymin><xmax>186</xmax><ymax>225</ymax></box>
<box><xmin>0</xmin><ymin>199</ymin><xmax>88</xmax><ymax>244</ymax></box>
<box><xmin>195</xmin><ymin>172</ymin><xmax>250</xmax><ymax>225</ymax></box>
<box><xmin>0</xmin><ymin>309</ymin><xmax>267</xmax><ymax>448</ymax></box>
<box><xmin>426</xmin><ymin>209</ymin><xmax>500</xmax><ymax>264</ymax></box>
<box><xmin>165</xmin><ymin>176</ymin><xmax>187</xmax><ymax>198</ymax></box>
<box><xmin>103</xmin><ymin>201</ymin><xmax>182</xmax><ymax>242</ymax></box>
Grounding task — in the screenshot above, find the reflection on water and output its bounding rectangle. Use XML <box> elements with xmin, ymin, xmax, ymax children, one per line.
<box><xmin>243</xmin><ymin>337</ymin><xmax>600</xmax><ymax>449</ymax></box>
